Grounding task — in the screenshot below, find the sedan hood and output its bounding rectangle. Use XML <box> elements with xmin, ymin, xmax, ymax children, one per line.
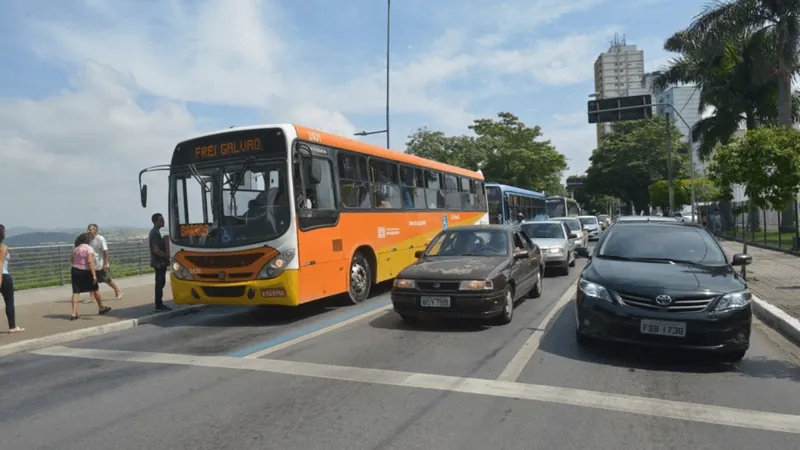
<box><xmin>533</xmin><ymin>238</ymin><xmax>568</xmax><ymax>249</ymax></box>
<box><xmin>400</xmin><ymin>256</ymin><xmax>506</xmax><ymax>280</ymax></box>
<box><xmin>584</xmin><ymin>258</ymin><xmax>745</xmax><ymax>295</ymax></box>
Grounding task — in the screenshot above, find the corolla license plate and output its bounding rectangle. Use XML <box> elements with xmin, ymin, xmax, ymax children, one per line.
<box><xmin>640</xmin><ymin>319</ymin><xmax>686</xmax><ymax>337</ymax></box>
<box><xmin>420</xmin><ymin>296</ymin><xmax>451</xmax><ymax>308</ymax></box>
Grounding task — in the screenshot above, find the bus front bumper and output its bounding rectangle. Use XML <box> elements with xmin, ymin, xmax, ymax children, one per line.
<box><xmin>171</xmin><ymin>270</ymin><xmax>299</xmax><ymax>306</ymax></box>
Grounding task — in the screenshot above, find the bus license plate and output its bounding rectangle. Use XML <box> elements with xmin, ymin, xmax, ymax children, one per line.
<box><xmin>420</xmin><ymin>296</ymin><xmax>451</xmax><ymax>308</ymax></box>
<box><xmin>640</xmin><ymin>319</ymin><xmax>686</xmax><ymax>337</ymax></box>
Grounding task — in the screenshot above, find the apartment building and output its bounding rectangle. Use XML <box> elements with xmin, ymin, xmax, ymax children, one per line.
<box><xmin>593</xmin><ymin>34</ymin><xmax>645</xmax><ymax>144</ymax></box>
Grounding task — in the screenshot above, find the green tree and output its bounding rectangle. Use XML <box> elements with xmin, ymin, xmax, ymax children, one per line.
<box><xmin>649</xmin><ymin>180</ymin><xmax>691</xmax><ymax>211</ymax></box>
<box><xmin>405</xmin><ymin>113</ymin><xmax>568</xmax><ymax>195</ymax></box>
<box><xmin>584</xmin><ymin>117</ymin><xmax>689</xmax><ymax>214</ymax></box>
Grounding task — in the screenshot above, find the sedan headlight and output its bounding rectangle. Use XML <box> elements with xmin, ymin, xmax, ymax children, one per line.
<box><xmin>712</xmin><ymin>290</ymin><xmax>752</xmax><ymax>313</ymax></box>
<box><xmin>257</xmin><ymin>249</ymin><xmax>296</xmax><ymax>280</ymax></box>
<box><xmin>548</xmin><ymin>247</ymin><xmax>565</xmax><ymax>254</ymax></box>
<box><xmin>459</xmin><ymin>280</ymin><xmax>494</xmax><ymax>290</ymax></box>
<box><xmin>171</xmin><ymin>261</ymin><xmax>193</xmax><ymax>281</ymax></box>
<box><xmin>393</xmin><ymin>278</ymin><xmax>417</xmax><ymax>289</ymax></box>
<box><xmin>579</xmin><ymin>278</ymin><xmax>613</xmax><ymax>303</ymax></box>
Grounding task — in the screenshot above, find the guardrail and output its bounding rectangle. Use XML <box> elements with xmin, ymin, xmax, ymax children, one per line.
<box><xmin>6</xmin><ymin>240</ymin><xmax>155</xmax><ymax>291</ymax></box>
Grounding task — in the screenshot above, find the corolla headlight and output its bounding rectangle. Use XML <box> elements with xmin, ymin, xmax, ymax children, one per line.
<box><xmin>171</xmin><ymin>260</ymin><xmax>193</xmax><ymax>281</ymax></box>
<box><xmin>393</xmin><ymin>279</ymin><xmax>417</xmax><ymax>289</ymax></box>
<box><xmin>579</xmin><ymin>278</ymin><xmax>613</xmax><ymax>303</ymax></box>
<box><xmin>257</xmin><ymin>249</ymin><xmax>296</xmax><ymax>280</ymax></box>
<box><xmin>459</xmin><ymin>280</ymin><xmax>494</xmax><ymax>290</ymax></box>
<box><xmin>712</xmin><ymin>290</ymin><xmax>752</xmax><ymax>313</ymax></box>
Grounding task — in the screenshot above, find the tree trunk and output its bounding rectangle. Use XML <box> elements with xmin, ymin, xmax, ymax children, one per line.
<box><xmin>777</xmin><ymin>69</ymin><xmax>793</xmax><ymax>128</ymax></box>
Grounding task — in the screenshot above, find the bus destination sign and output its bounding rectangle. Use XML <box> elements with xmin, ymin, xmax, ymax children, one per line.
<box><xmin>194</xmin><ymin>137</ymin><xmax>263</xmax><ymax>161</ymax></box>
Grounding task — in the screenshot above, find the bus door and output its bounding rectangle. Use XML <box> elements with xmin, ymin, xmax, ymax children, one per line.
<box><xmin>294</xmin><ymin>144</ymin><xmax>343</xmax><ymax>302</ymax></box>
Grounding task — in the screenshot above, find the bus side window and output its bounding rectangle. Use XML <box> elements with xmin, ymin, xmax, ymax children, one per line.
<box><xmin>337</xmin><ymin>152</ymin><xmax>371</xmax><ymax>209</ymax></box>
<box><xmin>459</xmin><ymin>177</ymin><xmax>472</xmax><ymax>210</ymax></box>
<box><xmin>307</xmin><ymin>158</ymin><xmax>335</xmax><ymax>210</ymax></box>
<box><xmin>400</xmin><ymin>165</ymin><xmax>426</xmax><ymax>209</ymax></box>
<box><xmin>369</xmin><ymin>158</ymin><xmax>402</xmax><ymax>209</ymax></box>
<box><xmin>425</xmin><ymin>171</ymin><xmax>444</xmax><ymax>209</ymax></box>
<box><xmin>475</xmin><ymin>181</ymin><xmax>487</xmax><ymax>211</ymax></box>
<box><xmin>442</xmin><ymin>173</ymin><xmax>460</xmax><ymax>209</ymax></box>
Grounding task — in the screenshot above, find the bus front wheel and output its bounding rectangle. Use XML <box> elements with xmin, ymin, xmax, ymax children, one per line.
<box><xmin>348</xmin><ymin>252</ymin><xmax>372</xmax><ymax>304</ymax></box>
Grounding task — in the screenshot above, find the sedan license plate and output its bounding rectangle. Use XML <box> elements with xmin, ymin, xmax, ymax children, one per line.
<box><xmin>640</xmin><ymin>319</ymin><xmax>686</xmax><ymax>337</ymax></box>
<box><xmin>420</xmin><ymin>296</ymin><xmax>451</xmax><ymax>308</ymax></box>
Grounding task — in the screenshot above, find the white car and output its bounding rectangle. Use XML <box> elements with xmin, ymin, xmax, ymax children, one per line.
<box><xmin>578</xmin><ymin>215</ymin><xmax>602</xmax><ymax>241</ymax></box>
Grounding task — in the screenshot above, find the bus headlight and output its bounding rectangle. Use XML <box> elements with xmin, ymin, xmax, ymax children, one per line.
<box><xmin>171</xmin><ymin>261</ymin><xmax>193</xmax><ymax>281</ymax></box>
<box><xmin>257</xmin><ymin>249</ymin><xmax>296</xmax><ymax>280</ymax></box>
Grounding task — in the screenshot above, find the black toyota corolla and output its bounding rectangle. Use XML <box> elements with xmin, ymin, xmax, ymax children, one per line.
<box><xmin>574</xmin><ymin>221</ymin><xmax>753</xmax><ymax>362</ymax></box>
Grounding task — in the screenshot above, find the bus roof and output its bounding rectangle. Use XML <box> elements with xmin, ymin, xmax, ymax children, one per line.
<box><xmin>546</xmin><ymin>195</ymin><xmax>575</xmax><ymax>200</ymax></box>
<box><xmin>486</xmin><ymin>183</ymin><xmax>546</xmax><ymax>198</ymax></box>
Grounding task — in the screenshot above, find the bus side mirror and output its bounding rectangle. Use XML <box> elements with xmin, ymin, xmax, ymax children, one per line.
<box><xmin>140</xmin><ymin>184</ymin><xmax>148</xmax><ymax>208</ymax></box>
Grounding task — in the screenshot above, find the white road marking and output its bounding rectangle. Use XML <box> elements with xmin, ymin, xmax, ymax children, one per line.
<box><xmin>32</xmin><ymin>345</ymin><xmax>800</xmax><ymax>435</ymax></box>
<box><xmin>243</xmin><ymin>304</ymin><xmax>393</xmax><ymax>359</ymax></box>
<box><xmin>497</xmin><ymin>277</ymin><xmax>578</xmax><ymax>382</ymax></box>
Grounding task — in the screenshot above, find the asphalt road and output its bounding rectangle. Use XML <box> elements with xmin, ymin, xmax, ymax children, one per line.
<box><xmin>2</xmin><ymin>250</ymin><xmax>800</xmax><ymax>450</ymax></box>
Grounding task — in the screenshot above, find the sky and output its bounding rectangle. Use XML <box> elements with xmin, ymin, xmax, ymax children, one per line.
<box><xmin>0</xmin><ymin>0</ymin><xmax>709</xmax><ymax>229</ymax></box>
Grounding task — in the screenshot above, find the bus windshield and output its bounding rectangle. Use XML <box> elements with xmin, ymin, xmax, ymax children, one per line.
<box><xmin>546</xmin><ymin>198</ymin><xmax>565</xmax><ymax>217</ymax></box>
<box><xmin>486</xmin><ymin>186</ymin><xmax>502</xmax><ymax>224</ymax></box>
<box><xmin>169</xmin><ymin>160</ymin><xmax>291</xmax><ymax>248</ymax></box>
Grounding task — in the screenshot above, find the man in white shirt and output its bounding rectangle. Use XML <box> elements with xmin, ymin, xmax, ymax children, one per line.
<box><xmin>88</xmin><ymin>224</ymin><xmax>123</xmax><ymax>300</ymax></box>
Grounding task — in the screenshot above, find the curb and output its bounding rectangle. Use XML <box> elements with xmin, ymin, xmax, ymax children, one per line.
<box><xmin>752</xmin><ymin>295</ymin><xmax>800</xmax><ymax>347</ymax></box>
<box><xmin>0</xmin><ymin>305</ymin><xmax>209</xmax><ymax>357</ymax></box>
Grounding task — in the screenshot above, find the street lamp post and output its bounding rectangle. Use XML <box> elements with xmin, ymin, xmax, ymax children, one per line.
<box><xmin>354</xmin><ymin>0</ymin><xmax>391</xmax><ymax>149</ymax></box>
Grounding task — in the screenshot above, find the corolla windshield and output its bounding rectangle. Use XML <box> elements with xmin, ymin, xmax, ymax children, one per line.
<box><xmin>597</xmin><ymin>225</ymin><xmax>727</xmax><ymax>265</ymax></box>
<box><xmin>521</xmin><ymin>222</ymin><xmax>564</xmax><ymax>239</ymax></box>
<box><xmin>425</xmin><ymin>229</ymin><xmax>509</xmax><ymax>257</ymax></box>
<box><xmin>578</xmin><ymin>217</ymin><xmax>598</xmax><ymax>227</ymax></box>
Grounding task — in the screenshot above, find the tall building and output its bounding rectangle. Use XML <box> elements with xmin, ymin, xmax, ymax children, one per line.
<box><xmin>593</xmin><ymin>34</ymin><xmax>645</xmax><ymax>144</ymax></box>
<box><xmin>655</xmin><ymin>85</ymin><xmax>703</xmax><ymax>172</ymax></box>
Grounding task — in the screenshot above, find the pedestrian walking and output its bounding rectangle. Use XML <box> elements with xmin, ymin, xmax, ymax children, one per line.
<box><xmin>0</xmin><ymin>224</ymin><xmax>24</xmax><ymax>333</ymax></box>
<box><xmin>87</xmin><ymin>224</ymin><xmax>123</xmax><ymax>300</ymax></box>
<box><xmin>149</xmin><ymin>213</ymin><xmax>172</xmax><ymax>312</ymax></box>
<box><xmin>70</xmin><ymin>233</ymin><xmax>112</xmax><ymax>320</ymax></box>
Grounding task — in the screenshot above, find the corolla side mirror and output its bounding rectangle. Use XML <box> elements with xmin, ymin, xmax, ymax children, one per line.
<box><xmin>414</xmin><ymin>250</ymin><xmax>425</xmax><ymax>259</ymax></box>
<box><xmin>574</xmin><ymin>247</ymin><xmax>590</xmax><ymax>258</ymax></box>
<box><xmin>568</xmin><ymin>233</ymin><xmax>578</xmax><ymax>239</ymax></box>
<box><xmin>513</xmin><ymin>250</ymin><xmax>529</xmax><ymax>260</ymax></box>
<box><xmin>731</xmin><ymin>253</ymin><xmax>752</xmax><ymax>266</ymax></box>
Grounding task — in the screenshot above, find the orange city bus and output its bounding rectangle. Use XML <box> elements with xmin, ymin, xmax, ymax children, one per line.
<box><xmin>138</xmin><ymin>124</ymin><xmax>489</xmax><ymax>306</ymax></box>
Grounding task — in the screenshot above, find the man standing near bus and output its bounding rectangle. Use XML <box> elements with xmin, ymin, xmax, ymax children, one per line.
<box><xmin>87</xmin><ymin>224</ymin><xmax>123</xmax><ymax>300</ymax></box>
<box><xmin>149</xmin><ymin>213</ymin><xmax>172</xmax><ymax>312</ymax></box>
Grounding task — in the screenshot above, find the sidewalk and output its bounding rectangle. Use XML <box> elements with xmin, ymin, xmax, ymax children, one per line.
<box><xmin>0</xmin><ymin>275</ymin><xmax>199</xmax><ymax>355</ymax></box>
<box><xmin>719</xmin><ymin>240</ymin><xmax>800</xmax><ymax>321</ymax></box>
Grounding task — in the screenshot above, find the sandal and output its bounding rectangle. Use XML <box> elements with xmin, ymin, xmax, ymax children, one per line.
<box><xmin>98</xmin><ymin>306</ymin><xmax>112</xmax><ymax>315</ymax></box>
<box><xmin>8</xmin><ymin>327</ymin><xmax>25</xmax><ymax>333</ymax></box>
<box><xmin>70</xmin><ymin>315</ymin><xmax>79</xmax><ymax>321</ymax></box>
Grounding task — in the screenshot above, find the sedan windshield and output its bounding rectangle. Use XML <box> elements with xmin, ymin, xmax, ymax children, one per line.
<box><xmin>597</xmin><ymin>225</ymin><xmax>727</xmax><ymax>265</ymax></box>
<box><xmin>521</xmin><ymin>223</ymin><xmax>564</xmax><ymax>239</ymax></box>
<box><xmin>426</xmin><ymin>229</ymin><xmax>508</xmax><ymax>257</ymax></box>
<box><xmin>561</xmin><ymin>219</ymin><xmax>582</xmax><ymax>232</ymax></box>
<box><xmin>579</xmin><ymin>217</ymin><xmax>598</xmax><ymax>226</ymax></box>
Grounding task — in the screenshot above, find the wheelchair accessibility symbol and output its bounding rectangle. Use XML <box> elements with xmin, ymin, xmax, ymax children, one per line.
<box><xmin>221</xmin><ymin>228</ymin><xmax>233</xmax><ymax>244</ymax></box>
<box><xmin>441</xmin><ymin>215</ymin><xmax>448</xmax><ymax>230</ymax></box>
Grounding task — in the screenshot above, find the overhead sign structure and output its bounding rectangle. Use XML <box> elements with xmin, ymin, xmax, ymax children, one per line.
<box><xmin>587</xmin><ymin>95</ymin><xmax>653</xmax><ymax>124</ymax></box>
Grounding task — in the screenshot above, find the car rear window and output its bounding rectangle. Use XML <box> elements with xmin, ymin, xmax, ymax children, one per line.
<box><xmin>597</xmin><ymin>225</ymin><xmax>727</xmax><ymax>264</ymax></box>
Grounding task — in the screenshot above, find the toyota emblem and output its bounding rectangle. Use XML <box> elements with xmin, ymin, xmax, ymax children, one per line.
<box><xmin>217</xmin><ymin>271</ymin><xmax>227</xmax><ymax>281</ymax></box>
<box><xmin>655</xmin><ymin>295</ymin><xmax>673</xmax><ymax>306</ymax></box>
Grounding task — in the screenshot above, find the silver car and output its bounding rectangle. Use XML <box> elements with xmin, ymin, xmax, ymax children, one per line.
<box><xmin>520</xmin><ymin>220</ymin><xmax>576</xmax><ymax>276</ymax></box>
<box><xmin>555</xmin><ymin>217</ymin><xmax>588</xmax><ymax>249</ymax></box>
<box><xmin>578</xmin><ymin>215</ymin><xmax>602</xmax><ymax>241</ymax></box>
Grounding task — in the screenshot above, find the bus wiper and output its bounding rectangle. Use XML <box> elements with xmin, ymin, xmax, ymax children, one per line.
<box><xmin>188</xmin><ymin>164</ymin><xmax>209</xmax><ymax>192</ymax></box>
<box><xmin>228</xmin><ymin>157</ymin><xmax>256</xmax><ymax>196</ymax></box>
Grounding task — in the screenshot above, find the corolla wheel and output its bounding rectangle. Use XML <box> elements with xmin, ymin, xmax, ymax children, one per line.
<box><xmin>348</xmin><ymin>253</ymin><xmax>371</xmax><ymax>304</ymax></box>
<box><xmin>497</xmin><ymin>287</ymin><xmax>514</xmax><ymax>324</ymax></box>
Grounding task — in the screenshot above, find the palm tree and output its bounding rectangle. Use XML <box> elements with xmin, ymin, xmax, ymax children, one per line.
<box><xmin>686</xmin><ymin>0</ymin><xmax>799</xmax><ymax>128</ymax></box>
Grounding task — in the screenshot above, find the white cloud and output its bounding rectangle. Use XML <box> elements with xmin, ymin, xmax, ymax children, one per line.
<box><xmin>2</xmin><ymin>0</ymin><xmax>617</xmax><ymax>227</ymax></box>
<box><xmin>540</xmin><ymin>111</ymin><xmax>597</xmax><ymax>180</ymax></box>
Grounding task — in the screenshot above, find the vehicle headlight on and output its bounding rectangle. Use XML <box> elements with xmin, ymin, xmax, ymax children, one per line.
<box><xmin>459</xmin><ymin>280</ymin><xmax>494</xmax><ymax>290</ymax></box>
<box><xmin>171</xmin><ymin>261</ymin><xmax>193</xmax><ymax>281</ymax></box>
<box><xmin>393</xmin><ymin>279</ymin><xmax>417</xmax><ymax>289</ymax></box>
<box><xmin>712</xmin><ymin>290</ymin><xmax>752</xmax><ymax>313</ymax></box>
<box><xmin>257</xmin><ymin>249</ymin><xmax>296</xmax><ymax>280</ymax></box>
<box><xmin>548</xmin><ymin>247</ymin><xmax>565</xmax><ymax>254</ymax></box>
<box><xmin>579</xmin><ymin>278</ymin><xmax>613</xmax><ymax>303</ymax></box>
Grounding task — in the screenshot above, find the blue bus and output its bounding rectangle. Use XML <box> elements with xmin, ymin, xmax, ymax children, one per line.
<box><xmin>486</xmin><ymin>183</ymin><xmax>547</xmax><ymax>224</ymax></box>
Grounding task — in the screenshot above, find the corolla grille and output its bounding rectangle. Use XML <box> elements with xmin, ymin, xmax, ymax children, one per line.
<box><xmin>615</xmin><ymin>292</ymin><xmax>718</xmax><ymax>313</ymax></box>
<box><xmin>417</xmin><ymin>281</ymin><xmax>461</xmax><ymax>292</ymax></box>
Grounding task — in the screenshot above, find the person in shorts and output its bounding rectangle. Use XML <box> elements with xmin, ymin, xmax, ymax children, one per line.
<box><xmin>87</xmin><ymin>224</ymin><xmax>123</xmax><ymax>301</ymax></box>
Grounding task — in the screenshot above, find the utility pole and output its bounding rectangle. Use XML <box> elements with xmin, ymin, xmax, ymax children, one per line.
<box><xmin>665</xmin><ymin>112</ymin><xmax>674</xmax><ymax>214</ymax></box>
<box><xmin>385</xmin><ymin>0</ymin><xmax>391</xmax><ymax>149</ymax></box>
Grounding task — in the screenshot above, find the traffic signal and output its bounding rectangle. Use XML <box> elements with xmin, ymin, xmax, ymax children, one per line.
<box><xmin>587</xmin><ymin>95</ymin><xmax>653</xmax><ymax>124</ymax></box>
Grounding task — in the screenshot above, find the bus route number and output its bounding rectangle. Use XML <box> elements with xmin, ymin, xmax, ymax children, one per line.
<box><xmin>308</xmin><ymin>131</ymin><xmax>322</xmax><ymax>143</ymax></box>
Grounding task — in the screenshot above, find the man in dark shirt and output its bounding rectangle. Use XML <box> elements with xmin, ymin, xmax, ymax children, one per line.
<box><xmin>149</xmin><ymin>213</ymin><xmax>172</xmax><ymax>312</ymax></box>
